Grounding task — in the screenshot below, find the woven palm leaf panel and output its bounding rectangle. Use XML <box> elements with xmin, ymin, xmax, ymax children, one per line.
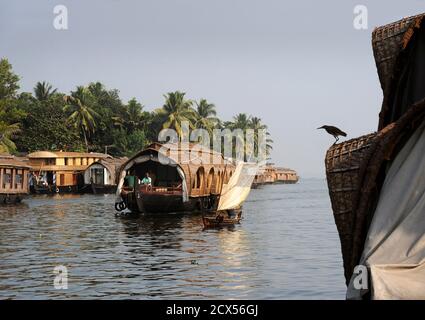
<box><xmin>327</xmin><ymin>12</ymin><xmax>425</xmax><ymax>285</ymax></box>
<box><xmin>373</xmin><ymin>13</ymin><xmax>425</xmax><ymax>129</ymax></box>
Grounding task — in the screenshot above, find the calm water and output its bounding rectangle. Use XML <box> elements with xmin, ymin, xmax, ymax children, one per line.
<box><xmin>0</xmin><ymin>179</ymin><xmax>346</xmax><ymax>299</ymax></box>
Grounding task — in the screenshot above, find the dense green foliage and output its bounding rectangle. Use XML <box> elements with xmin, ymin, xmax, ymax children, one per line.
<box><xmin>0</xmin><ymin>58</ymin><xmax>272</xmax><ymax>158</ymax></box>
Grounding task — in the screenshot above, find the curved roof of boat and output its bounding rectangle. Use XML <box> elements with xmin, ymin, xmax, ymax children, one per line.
<box><xmin>85</xmin><ymin>157</ymin><xmax>128</xmax><ymax>172</ymax></box>
<box><xmin>126</xmin><ymin>142</ymin><xmax>229</xmax><ymax>166</ymax></box>
<box><xmin>0</xmin><ymin>153</ymin><xmax>31</xmax><ymax>169</ymax></box>
<box><xmin>27</xmin><ymin>151</ymin><xmax>111</xmax><ymax>159</ymax></box>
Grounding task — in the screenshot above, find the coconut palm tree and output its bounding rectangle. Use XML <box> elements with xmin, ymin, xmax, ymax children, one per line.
<box><xmin>0</xmin><ymin>121</ymin><xmax>20</xmax><ymax>153</ymax></box>
<box><xmin>160</xmin><ymin>91</ymin><xmax>196</xmax><ymax>139</ymax></box>
<box><xmin>126</xmin><ymin>98</ymin><xmax>145</xmax><ymax>131</ymax></box>
<box><xmin>34</xmin><ymin>81</ymin><xmax>57</xmax><ymax>101</ymax></box>
<box><xmin>230</xmin><ymin>113</ymin><xmax>251</xmax><ymax>130</ymax></box>
<box><xmin>63</xmin><ymin>86</ymin><xmax>98</xmax><ymax>151</ymax></box>
<box><xmin>221</xmin><ymin>113</ymin><xmax>251</xmax><ymax>160</ymax></box>
<box><xmin>250</xmin><ymin>116</ymin><xmax>273</xmax><ymax>159</ymax></box>
<box><xmin>111</xmin><ymin>98</ymin><xmax>145</xmax><ymax>132</ymax></box>
<box><xmin>195</xmin><ymin>99</ymin><xmax>219</xmax><ymax>134</ymax></box>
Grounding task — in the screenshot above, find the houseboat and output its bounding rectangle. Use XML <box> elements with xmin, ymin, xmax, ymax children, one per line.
<box><xmin>115</xmin><ymin>142</ymin><xmax>236</xmax><ymax>214</ymax></box>
<box><xmin>0</xmin><ymin>154</ymin><xmax>31</xmax><ymax>203</ymax></box>
<box><xmin>274</xmin><ymin>167</ymin><xmax>299</xmax><ymax>184</ymax></box>
<box><xmin>83</xmin><ymin>157</ymin><xmax>127</xmax><ymax>194</ymax></box>
<box><xmin>27</xmin><ymin>151</ymin><xmax>110</xmax><ymax>193</ymax></box>
<box><xmin>252</xmin><ymin>164</ymin><xmax>299</xmax><ymax>187</ymax></box>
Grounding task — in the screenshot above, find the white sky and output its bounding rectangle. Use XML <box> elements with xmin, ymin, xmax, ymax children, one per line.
<box><xmin>1</xmin><ymin>0</ymin><xmax>424</xmax><ymax>177</ymax></box>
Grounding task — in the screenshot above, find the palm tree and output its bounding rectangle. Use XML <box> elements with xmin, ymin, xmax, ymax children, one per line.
<box><xmin>221</xmin><ymin>113</ymin><xmax>251</xmax><ymax>160</ymax></box>
<box><xmin>87</xmin><ymin>82</ymin><xmax>112</xmax><ymax>105</ymax></box>
<box><xmin>195</xmin><ymin>99</ymin><xmax>219</xmax><ymax>134</ymax></box>
<box><xmin>63</xmin><ymin>86</ymin><xmax>98</xmax><ymax>151</ymax></box>
<box><xmin>230</xmin><ymin>113</ymin><xmax>251</xmax><ymax>130</ymax></box>
<box><xmin>126</xmin><ymin>98</ymin><xmax>145</xmax><ymax>131</ymax></box>
<box><xmin>225</xmin><ymin>114</ymin><xmax>273</xmax><ymax>161</ymax></box>
<box><xmin>34</xmin><ymin>81</ymin><xmax>57</xmax><ymax>101</ymax></box>
<box><xmin>160</xmin><ymin>91</ymin><xmax>196</xmax><ymax>139</ymax></box>
<box><xmin>0</xmin><ymin>121</ymin><xmax>20</xmax><ymax>153</ymax></box>
<box><xmin>87</xmin><ymin>82</ymin><xmax>106</xmax><ymax>99</ymax></box>
<box><xmin>250</xmin><ymin>116</ymin><xmax>273</xmax><ymax>159</ymax></box>
<box><xmin>111</xmin><ymin>98</ymin><xmax>144</xmax><ymax>131</ymax></box>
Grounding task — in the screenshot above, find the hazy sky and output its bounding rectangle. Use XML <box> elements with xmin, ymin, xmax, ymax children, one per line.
<box><xmin>1</xmin><ymin>1</ymin><xmax>424</xmax><ymax>177</ymax></box>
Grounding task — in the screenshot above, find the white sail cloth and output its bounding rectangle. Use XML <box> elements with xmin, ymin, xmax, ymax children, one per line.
<box><xmin>217</xmin><ymin>163</ymin><xmax>258</xmax><ymax>211</ymax></box>
<box><xmin>347</xmin><ymin>121</ymin><xmax>425</xmax><ymax>299</ymax></box>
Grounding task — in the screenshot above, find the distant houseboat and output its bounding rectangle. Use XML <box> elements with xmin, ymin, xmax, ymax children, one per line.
<box><xmin>27</xmin><ymin>151</ymin><xmax>110</xmax><ymax>193</ymax></box>
<box><xmin>115</xmin><ymin>143</ymin><xmax>236</xmax><ymax>214</ymax></box>
<box><xmin>252</xmin><ymin>164</ymin><xmax>298</xmax><ymax>187</ymax></box>
<box><xmin>0</xmin><ymin>154</ymin><xmax>31</xmax><ymax>203</ymax></box>
<box><xmin>83</xmin><ymin>157</ymin><xmax>127</xmax><ymax>194</ymax></box>
<box><xmin>274</xmin><ymin>167</ymin><xmax>299</xmax><ymax>184</ymax></box>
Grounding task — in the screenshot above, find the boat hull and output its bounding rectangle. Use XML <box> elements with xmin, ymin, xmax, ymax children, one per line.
<box><xmin>202</xmin><ymin>209</ymin><xmax>242</xmax><ymax>228</ymax></box>
<box><xmin>0</xmin><ymin>193</ymin><xmax>27</xmax><ymax>204</ymax></box>
<box><xmin>80</xmin><ymin>184</ymin><xmax>117</xmax><ymax>194</ymax></box>
<box><xmin>274</xmin><ymin>180</ymin><xmax>299</xmax><ymax>184</ymax></box>
<box><xmin>121</xmin><ymin>191</ymin><xmax>219</xmax><ymax>214</ymax></box>
<box><xmin>31</xmin><ymin>185</ymin><xmax>81</xmax><ymax>194</ymax></box>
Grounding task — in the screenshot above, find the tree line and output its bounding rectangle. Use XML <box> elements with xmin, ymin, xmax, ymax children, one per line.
<box><xmin>0</xmin><ymin>58</ymin><xmax>272</xmax><ymax>158</ymax></box>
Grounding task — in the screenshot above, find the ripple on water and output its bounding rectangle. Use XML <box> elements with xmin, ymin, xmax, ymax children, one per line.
<box><xmin>0</xmin><ymin>180</ymin><xmax>346</xmax><ymax>299</ymax></box>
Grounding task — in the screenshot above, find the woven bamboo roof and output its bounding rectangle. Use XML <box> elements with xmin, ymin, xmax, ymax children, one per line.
<box><xmin>372</xmin><ymin>13</ymin><xmax>425</xmax><ymax>129</ymax></box>
<box><xmin>130</xmin><ymin>142</ymin><xmax>229</xmax><ymax>165</ymax></box>
<box><xmin>324</xmin><ymin>13</ymin><xmax>425</xmax><ymax>284</ymax></box>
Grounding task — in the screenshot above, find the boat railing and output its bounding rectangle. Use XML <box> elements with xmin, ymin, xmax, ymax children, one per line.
<box><xmin>138</xmin><ymin>185</ymin><xmax>182</xmax><ymax>195</ymax></box>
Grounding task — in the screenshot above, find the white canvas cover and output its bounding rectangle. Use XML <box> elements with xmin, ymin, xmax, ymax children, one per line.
<box><xmin>347</xmin><ymin>121</ymin><xmax>425</xmax><ymax>299</ymax></box>
<box><xmin>217</xmin><ymin>163</ymin><xmax>258</xmax><ymax>211</ymax></box>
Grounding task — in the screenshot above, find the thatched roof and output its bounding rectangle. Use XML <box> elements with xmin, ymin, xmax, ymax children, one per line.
<box><xmin>126</xmin><ymin>142</ymin><xmax>228</xmax><ymax>167</ymax></box>
<box><xmin>373</xmin><ymin>13</ymin><xmax>425</xmax><ymax>129</ymax></box>
<box><xmin>327</xmin><ymin>13</ymin><xmax>425</xmax><ymax>285</ymax></box>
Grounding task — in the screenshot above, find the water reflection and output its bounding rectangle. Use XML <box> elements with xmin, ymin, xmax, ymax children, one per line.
<box><xmin>0</xmin><ymin>180</ymin><xmax>346</xmax><ymax>299</ymax></box>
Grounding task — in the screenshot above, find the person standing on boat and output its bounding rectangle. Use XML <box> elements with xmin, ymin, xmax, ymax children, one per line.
<box><xmin>141</xmin><ymin>172</ymin><xmax>152</xmax><ymax>187</ymax></box>
<box><xmin>29</xmin><ymin>173</ymin><xmax>35</xmax><ymax>194</ymax></box>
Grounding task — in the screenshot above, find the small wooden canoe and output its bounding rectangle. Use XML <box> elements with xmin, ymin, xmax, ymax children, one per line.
<box><xmin>202</xmin><ymin>209</ymin><xmax>242</xmax><ymax>228</ymax></box>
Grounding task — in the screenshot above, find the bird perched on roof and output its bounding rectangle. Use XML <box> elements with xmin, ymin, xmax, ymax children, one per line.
<box><xmin>317</xmin><ymin>125</ymin><xmax>347</xmax><ymax>144</ymax></box>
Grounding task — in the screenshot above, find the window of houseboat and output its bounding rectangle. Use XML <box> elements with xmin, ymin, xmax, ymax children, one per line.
<box><xmin>207</xmin><ymin>168</ymin><xmax>215</xmax><ymax>192</ymax></box>
<box><xmin>3</xmin><ymin>170</ymin><xmax>11</xmax><ymax>189</ymax></box>
<box><xmin>195</xmin><ymin>167</ymin><xmax>204</xmax><ymax>190</ymax></box>
<box><xmin>91</xmin><ymin>168</ymin><xmax>104</xmax><ymax>184</ymax></box>
<box><xmin>65</xmin><ymin>158</ymin><xmax>74</xmax><ymax>166</ymax></box>
<box><xmin>15</xmin><ymin>171</ymin><xmax>22</xmax><ymax>189</ymax></box>
<box><xmin>45</xmin><ymin>158</ymin><xmax>55</xmax><ymax>165</ymax></box>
